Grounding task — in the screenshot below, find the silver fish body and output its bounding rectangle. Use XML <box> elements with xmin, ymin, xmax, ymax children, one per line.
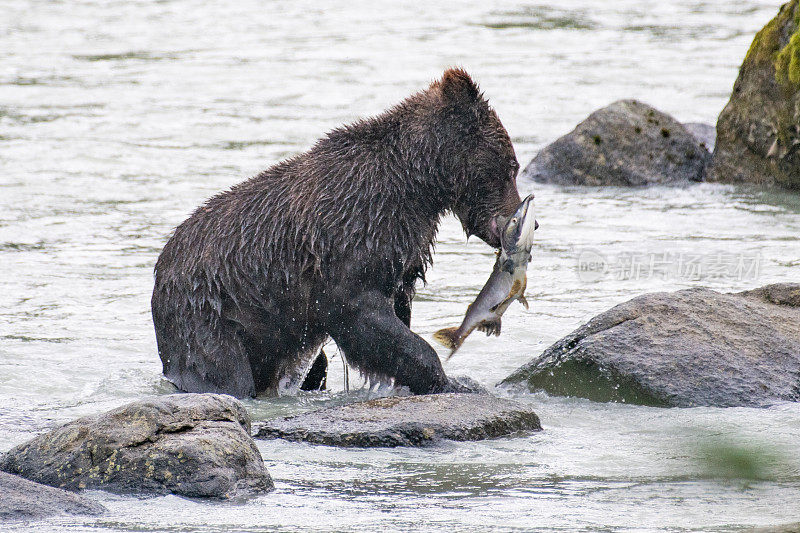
<box><xmin>433</xmin><ymin>194</ymin><xmax>537</xmax><ymax>358</ymax></box>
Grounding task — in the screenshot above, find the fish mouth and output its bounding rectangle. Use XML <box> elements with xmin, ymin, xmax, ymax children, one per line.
<box><xmin>503</xmin><ymin>194</ymin><xmax>537</xmax><ymax>251</ymax></box>
<box><xmin>516</xmin><ymin>195</ymin><xmax>532</xmax><ymax>217</ymax></box>
<box><xmin>477</xmin><ymin>199</ymin><xmax>528</xmax><ymax>249</ymax></box>
<box><xmin>516</xmin><ymin>194</ymin><xmax>537</xmax><ymax>247</ymax></box>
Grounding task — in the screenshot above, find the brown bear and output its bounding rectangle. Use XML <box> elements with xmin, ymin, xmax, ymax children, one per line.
<box><xmin>151</xmin><ymin>69</ymin><xmax>522</xmax><ymax>398</ymax></box>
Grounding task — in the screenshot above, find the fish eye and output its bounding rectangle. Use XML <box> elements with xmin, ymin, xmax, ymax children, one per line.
<box><xmin>511</xmin><ymin>217</ymin><xmax>518</xmax><ymax>224</ymax></box>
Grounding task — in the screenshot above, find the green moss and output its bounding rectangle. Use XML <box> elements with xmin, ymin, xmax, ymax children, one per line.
<box><xmin>743</xmin><ymin>0</ymin><xmax>800</xmax><ymax>88</ymax></box>
<box><xmin>745</xmin><ymin>16</ymin><xmax>780</xmax><ymax>63</ymax></box>
<box><xmin>771</xmin><ymin>1</ymin><xmax>800</xmax><ymax>88</ymax></box>
<box><xmin>776</xmin><ymin>31</ymin><xmax>800</xmax><ymax>86</ymax></box>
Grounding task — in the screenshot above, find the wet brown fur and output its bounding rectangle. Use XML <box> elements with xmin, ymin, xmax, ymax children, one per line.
<box><xmin>151</xmin><ymin>69</ymin><xmax>521</xmax><ymax>397</ymax></box>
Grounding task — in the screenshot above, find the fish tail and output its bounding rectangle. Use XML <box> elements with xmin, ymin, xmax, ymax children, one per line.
<box><xmin>433</xmin><ymin>326</ymin><xmax>461</xmax><ymax>352</ymax></box>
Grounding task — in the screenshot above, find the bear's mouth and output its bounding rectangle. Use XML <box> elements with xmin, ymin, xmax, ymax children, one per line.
<box><xmin>479</xmin><ymin>215</ymin><xmax>504</xmax><ymax>249</ymax></box>
<box><xmin>489</xmin><ymin>217</ymin><xmax>501</xmax><ymax>243</ymax></box>
<box><xmin>461</xmin><ymin>211</ymin><xmax>508</xmax><ymax>249</ymax></box>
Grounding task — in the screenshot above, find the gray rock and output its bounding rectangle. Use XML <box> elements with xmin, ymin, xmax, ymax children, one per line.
<box><xmin>254</xmin><ymin>393</ymin><xmax>541</xmax><ymax>447</ymax></box>
<box><xmin>0</xmin><ymin>471</ymin><xmax>105</xmax><ymax>522</ymax></box>
<box><xmin>522</xmin><ymin>100</ymin><xmax>710</xmax><ymax>186</ymax></box>
<box><xmin>683</xmin><ymin>122</ymin><xmax>716</xmax><ymax>152</ymax></box>
<box><xmin>501</xmin><ymin>283</ymin><xmax>800</xmax><ymax>407</ymax></box>
<box><xmin>708</xmin><ymin>0</ymin><xmax>800</xmax><ymax>189</ymax></box>
<box><xmin>0</xmin><ymin>394</ymin><xmax>273</xmax><ymax>499</ymax></box>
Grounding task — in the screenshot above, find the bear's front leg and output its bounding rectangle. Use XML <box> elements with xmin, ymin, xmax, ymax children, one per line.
<box><xmin>325</xmin><ymin>290</ymin><xmax>470</xmax><ymax>395</ymax></box>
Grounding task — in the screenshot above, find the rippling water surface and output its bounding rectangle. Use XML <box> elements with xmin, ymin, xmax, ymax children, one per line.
<box><xmin>2</xmin><ymin>0</ymin><xmax>800</xmax><ymax>531</ymax></box>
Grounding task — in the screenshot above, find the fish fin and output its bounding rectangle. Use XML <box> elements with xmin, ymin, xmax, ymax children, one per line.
<box><xmin>519</xmin><ymin>276</ymin><xmax>529</xmax><ymax>309</ymax></box>
<box><xmin>478</xmin><ymin>318</ymin><xmax>502</xmax><ymax>337</ymax></box>
<box><xmin>433</xmin><ymin>327</ymin><xmax>461</xmax><ymax>351</ymax></box>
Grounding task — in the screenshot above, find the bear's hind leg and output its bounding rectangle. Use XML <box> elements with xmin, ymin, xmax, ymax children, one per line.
<box><xmin>154</xmin><ymin>305</ymin><xmax>257</xmax><ymax>398</ymax></box>
<box><xmin>240</xmin><ymin>325</ymin><xmax>328</xmax><ymax>395</ymax></box>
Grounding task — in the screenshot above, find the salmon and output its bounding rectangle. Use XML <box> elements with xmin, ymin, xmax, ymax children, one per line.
<box><xmin>433</xmin><ymin>194</ymin><xmax>537</xmax><ymax>359</ymax></box>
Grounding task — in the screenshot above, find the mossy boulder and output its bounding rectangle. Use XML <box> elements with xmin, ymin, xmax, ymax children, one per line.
<box><xmin>521</xmin><ymin>100</ymin><xmax>710</xmax><ymax>186</ymax></box>
<box><xmin>0</xmin><ymin>471</ymin><xmax>105</xmax><ymax>522</ymax></box>
<box><xmin>709</xmin><ymin>0</ymin><xmax>800</xmax><ymax>189</ymax></box>
<box><xmin>501</xmin><ymin>283</ymin><xmax>800</xmax><ymax>407</ymax></box>
<box><xmin>0</xmin><ymin>394</ymin><xmax>272</xmax><ymax>499</ymax></box>
<box><xmin>255</xmin><ymin>393</ymin><xmax>541</xmax><ymax>447</ymax></box>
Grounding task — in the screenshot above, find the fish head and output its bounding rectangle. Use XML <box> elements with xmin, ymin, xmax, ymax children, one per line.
<box><xmin>501</xmin><ymin>194</ymin><xmax>537</xmax><ymax>254</ymax></box>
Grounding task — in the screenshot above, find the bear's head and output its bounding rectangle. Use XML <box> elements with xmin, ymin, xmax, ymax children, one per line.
<box><xmin>433</xmin><ymin>68</ymin><xmax>522</xmax><ymax>249</ymax></box>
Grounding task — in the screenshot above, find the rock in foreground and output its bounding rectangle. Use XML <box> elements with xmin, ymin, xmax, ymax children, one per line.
<box><xmin>522</xmin><ymin>100</ymin><xmax>710</xmax><ymax>186</ymax></box>
<box><xmin>255</xmin><ymin>393</ymin><xmax>541</xmax><ymax>447</ymax></box>
<box><xmin>0</xmin><ymin>394</ymin><xmax>272</xmax><ymax>499</ymax></box>
<box><xmin>0</xmin><ymin>471</ymin><xmax>105</xmax><ymax>522</ymax></box>
<box><xmin>709</xmin><ymin>0</ymin><xmax>800</xmax><ymax>189</ymax></box>
<box><xmin>502</xmin><ymin>284</ymin><xmax>800</xmax><ymax>407</ymax></box>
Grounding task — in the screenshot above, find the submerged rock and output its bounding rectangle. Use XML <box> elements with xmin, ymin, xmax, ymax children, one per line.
<box><xmin>0</xmin><ymin>394</ymin><xmax>272</xmax><ymax>499</ymax></box>
<box><xmin>751</xmin><ymin>524</ymin><xmax>800</xmax><ymax>533</ymax></box>
<box><xmin>521</xmin><ymin>100</ymin><xmax>710</xmax><ymax>186</ymax></box>
<box><xmin>0</xmin><ymin>471</ymin><xmax>105</xmax><ymax>522</ymax></box>
<box><xmin>501</xmin><ymin>283</ymin><xmax>800</xmax><ymax>407</ymax></box>
<box><xmin>709</xmin><ymin>0</ymin><xmax>800</xmax><ymax>189</ymax></box>
<box><xmin>255</xmin><ymin>393</ymin><xmax>541</xmax><ymax>447</ymax></box>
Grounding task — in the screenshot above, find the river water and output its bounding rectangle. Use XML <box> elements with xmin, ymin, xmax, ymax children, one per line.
<box><xmin>2</xmin><ymin>0</ymin><xmax>800</xmax><ymax>531</ymax></box>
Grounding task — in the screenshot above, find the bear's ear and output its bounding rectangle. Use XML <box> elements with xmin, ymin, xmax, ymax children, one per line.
<box><xmin>438</xmin><ymin>68</ymin><xmax>480</xmax><ymax>104</ymax></box>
